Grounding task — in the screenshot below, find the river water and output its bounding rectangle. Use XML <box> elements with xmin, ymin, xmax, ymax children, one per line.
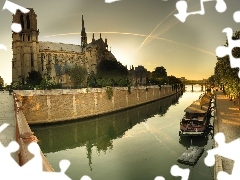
<box><xmin>31</xmin><ymin>85</ymin><xmax>214</xmax><ymax>180</ymax></box>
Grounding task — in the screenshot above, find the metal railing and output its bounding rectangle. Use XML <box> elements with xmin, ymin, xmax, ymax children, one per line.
<box><xmin>13</xmin><ymin>92</ymin><xmax>54</xmax><ymax>171</ymax></box>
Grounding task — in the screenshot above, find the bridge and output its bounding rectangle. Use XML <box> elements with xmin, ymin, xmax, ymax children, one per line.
<box><xmin>182</xmin><ymin>79</ymin><xmax>211</xmax><ymax>92</ymax></box>
<box><xmin>184</xmin><ymin>80</ymin><xmax>207</xmax><ymax>85</ymax></box>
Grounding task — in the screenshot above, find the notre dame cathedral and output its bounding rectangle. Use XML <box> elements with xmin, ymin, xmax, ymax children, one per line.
<box><xmin>12</xmin><ymin>8</ymin><xmax>117</xmax><ymax>86</ymax></box>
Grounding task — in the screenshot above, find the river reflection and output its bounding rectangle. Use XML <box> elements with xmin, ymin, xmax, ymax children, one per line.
<box><xmin>31</xmin><ymin>86</ymin><xmax>214</xmax><ymax>180</ymax></box>
<box><xmin>32</xmin><ymin>91</ymin><xmax>182</xmax><ymax>154</ymax></box>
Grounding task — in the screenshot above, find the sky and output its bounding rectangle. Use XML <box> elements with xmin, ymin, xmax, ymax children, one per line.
<box><xmin>1</xmin><ymin>0</ymin><xmax>240</xmax><ymax>85</ymax></box>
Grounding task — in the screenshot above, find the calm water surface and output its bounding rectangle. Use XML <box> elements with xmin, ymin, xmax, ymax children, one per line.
<box><xmin>31</xmin><ymin>85</ymin><xmax>214</xmax><ymax>180</ymax></box>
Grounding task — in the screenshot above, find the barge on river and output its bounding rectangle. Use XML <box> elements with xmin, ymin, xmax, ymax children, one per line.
<box><xmin>179</xmin><ymin>94</ymin><xmax>212</xmax><ymax>136</ymax></box>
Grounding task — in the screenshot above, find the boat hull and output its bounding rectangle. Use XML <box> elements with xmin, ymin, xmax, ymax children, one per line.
<box><xmin>179</xmin><ymin>130</ymin><xmax>206</xmax><ymax>136</ymax></box>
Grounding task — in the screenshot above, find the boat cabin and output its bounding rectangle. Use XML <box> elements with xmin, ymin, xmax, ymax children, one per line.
<box><xmin>179</xmin><ymin>94</ymin><xmax>211</xmax><ymax>136</ymax></box>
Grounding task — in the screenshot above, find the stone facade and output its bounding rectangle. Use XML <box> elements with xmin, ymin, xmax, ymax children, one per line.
<box><xmin>128</xmin><ymin>65</ymin><xmax>150</xmax><ymax>86</ymax></box>
<box><xmin>12</xmin><ymin>9</ymin><xmax>116</xmax><ymax>86</ymax></box>
<box><xmin>14</xmin><ymin>85</ymin><xmax>181</xmax><ymax>124</ymax></box>
<box><xmin>0</xmin><ymin>76</ymin><xmax>3</xmax><ymax>86</ymax></box>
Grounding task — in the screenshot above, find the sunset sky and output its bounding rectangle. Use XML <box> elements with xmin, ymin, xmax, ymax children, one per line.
<box><xmin>1</xmin><ymin>0</ymin><xmax>240</xmax><ymax>84</ymax></box>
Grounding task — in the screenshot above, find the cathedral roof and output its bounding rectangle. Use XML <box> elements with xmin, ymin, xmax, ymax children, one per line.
<box><xmin>86</xmin><ymin>38</ymin><xmax>107</xmax><ymax>49</ymax></box>
<box><xmin>39</xmin><ymin>42</ymin><xmax>82</xmax><ymax>53</ymax></box>
<box><xmin>105</xmin><ymin>51</ymin><xmax>116</xmax><ymax>61</ymax></box>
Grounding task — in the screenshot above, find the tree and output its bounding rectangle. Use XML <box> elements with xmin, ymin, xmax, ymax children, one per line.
<box><xmin>214</xmin><ymin>30</ymin><xmax>240</xmax><ymax>102</ymax></box>
<box><xmin>208</xmin><ymin>75</ymin><xmax>215</xmax><ymax>86</ymax></box>
<box><xmin>96</xmin><ymin>60</ymin><xmax>129</xmax><ymax>87</ymax></box>
<box><xmin>26</xmin><ymin>70</ymin><xmax>43</xmax><ymax>87</ymax></box>
<box><xmin>87</xmin><ymin>72</ymin><xmax>96</xmax><ymax>87</ymax></box>
<box><xmin>37</xmin><ymin>79</ymin><xmax>62</xmax><ymax>90</ymax></box>
<box><xmin>167</xmin><ymin>75</ymin><xmax>182</xmax><ymax>85</ymax></box>
<box><xmin>66</xmin><ymin>65</ymin><xmax>88</xmax><ymax>88</ymax></box>
<box><xmin>152</xmin><ymin>66</ymin><xmax>167</xmax><ymax>79</ymax></box>
<box><xmin>11</xmin><ymin>81</ymin><xmax>21</xmax><ymax>90</ymax></box>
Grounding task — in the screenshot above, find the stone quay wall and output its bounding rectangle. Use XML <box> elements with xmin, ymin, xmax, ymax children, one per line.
<box><xmin>14</xmin><ymin>85</ymin><xmax>181</xmax><ymax>124</ymax></box>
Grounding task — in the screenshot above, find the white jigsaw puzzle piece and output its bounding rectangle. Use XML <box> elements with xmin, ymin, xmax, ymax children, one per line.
<box><xmin>2</xmin><ymin>0</ymin><xmax>30</xmax><ymax>14</ymax></box>
<box><xmin>215</xmin><ymin>28</ymin><xmax>240</xmax><ymax>78</ymax></box>
<box><xmin>0</xmin><ymin>44</ymin><xmax>7</xmax><ymax>51</ymax></box>
<box><xmin>205</xmin><ymin>132</ymin><xmax>240</xmax><ymax>180</ymax></box>
<box><xmin>154</xmin><ymin>165</ymin><xmax>190</xmax><ymax>180</ymax></box>
<box><xmin>154</xmin><ymin>176</ymin><xmax>165</xmax><ymax>180</ymax></box>
<box><xmin>2</xmin><ymin>0</ymin><xmax>30</xmax><ymax>32</ymax></box>
<box><xmin>105</xmin><ymin>0</ymin><xmax>120</xmax><ymax>3</ymax></box>
<box><xmin>233</xmin><ymin>11</ymin><xmax>240</xmax><ymax>23</ymax></box>
<box><xmin>174</xmin><ymin>0</ymin><xmax>227</xmax><ymax>22</ymax></box>
<box><xmin>170</xmin><ymin>165</ymin><xmax>190</xmax><ymax>180</ymax></box>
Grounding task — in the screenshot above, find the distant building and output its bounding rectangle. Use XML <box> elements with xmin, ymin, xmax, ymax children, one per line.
<box><xmin>12</xmin><ymin>9</ymin><xmax>116</xmax><ymax>86</ymax></box>
<box><xmin>129</xmin><ymin>65</ymin><xmax>149</xmax><ymax>86</ymax></box>
<box><xmin>0</xmin><ymin>76</ymin><xmax>3</xmax><ymax>86</ymax></box>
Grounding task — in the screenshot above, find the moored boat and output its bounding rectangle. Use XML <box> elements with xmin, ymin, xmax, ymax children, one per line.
<box><xmin>179</xmin><ymin>94</ymin><xmax>211</xmax><ymax>136</ymax></box>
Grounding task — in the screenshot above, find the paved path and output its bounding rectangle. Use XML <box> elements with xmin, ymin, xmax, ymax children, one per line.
<box><xmin>0</xmin><ymin>91</ymin><xmax>18</xmax><ymax>163</ymax></box>
<box><xmin>215</xmin><ymin>90</ymin><xmax>240</xmax><ymax>177</ymax></box>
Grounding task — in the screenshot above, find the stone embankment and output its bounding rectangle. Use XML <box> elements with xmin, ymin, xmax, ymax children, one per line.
<box><xmin>214</xmin><ymin>90</ymin><xmax>240</xmax><ymax>179</ymax></box>
<box><xmin>0</xmin><ymin>91</ymin><xmax>53</xmax><ymax>170</ymax></box>
<box><xmin>14</xmin><ymin>85</ymin><xmax>182</xmax><ymax>124</ymax></box>
<box><xmin>13</xmin><ymin>93</ymin><xmax>54</xmax><ymax>171</ymax></box>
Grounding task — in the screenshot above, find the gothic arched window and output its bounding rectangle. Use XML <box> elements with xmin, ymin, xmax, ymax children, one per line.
<box><xmin>26</xmin><ymin>15</ymin><xmax>30</xmax><ymax>29</ymax></box>
<box><xmin>31</xmin><ymin>52</ymin><xmax>34</xmax><ymax>67</ymax></box>
<box><xmin>20</xmin><ymin>15</ymin><xmax>24</xmax><ymax>29</ymax></box>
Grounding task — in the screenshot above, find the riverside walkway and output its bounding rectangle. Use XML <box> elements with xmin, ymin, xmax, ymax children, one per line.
<box><xmin>215</xmin><ymin>90</ymin><xmax>240</xmax><ymax>178</ymax></box>
<box><xmin>0</xmin><ymin>91</ymin><xmax>18</xmax><ymax>163</ymax></box>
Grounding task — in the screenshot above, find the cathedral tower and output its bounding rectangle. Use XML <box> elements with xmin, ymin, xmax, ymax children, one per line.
<box><xmin>81</xmin><ymin>15</ymin><xmax>87</xmax><ymax>48</ymax></box>
<box><xmin>12</xmin><ymin>8</ymin><xmax>39</xmax><ymax>83</ymax></box>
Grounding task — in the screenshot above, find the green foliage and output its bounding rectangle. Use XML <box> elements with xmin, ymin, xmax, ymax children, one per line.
<box><xmin>11</xmin><ymin>81</ymin><xmax>21</xmax><ymax>90</ymax></box>
<box><xmin>208</xmin><ymin>75</ymin><xmax>215</xmax><ymax>86</ymax></box>
<box><xmin>149</xmin><ymin>74</ymin><xmax>183</xmax><ymax>89</ymax></box>
<box><xmin>214</xmin><ymin>30</ymin><xmax>240</xmax><ymax>98</ymax></box>
<box><xmin>167</xmin><ymin>75</ymin><xmax>182</xmax><ymax>85</ymax></box>
<box><xmin>106</xmin><ymin>86</ymin><xmax>113</xmax><ymax>100</ymax></box>
<box><xmin>152</xmin><ymin>66</ymin><xmax>167</xmax><ymax>79</ymax></box>
<box><xmin>5</xmin><ymin>85</ymin><xmax>11</xmax><ymax>90</ymax></box>
<box><xmin>37</xmin><ymin>79</ymin><xmax>62</xmax><ymax>90</ymax></box>
<box><xmin>97</xmin><ymin>60</ymin><xmax>128</xmax><ymax>78</ymax></box>
<box><xmin>96</xmin><ymin>78</ymin><xmax>112</xmax><ymax>87</ymax></box>
<box><xmin>87</xmin><ymin>72</ymin><xmax>97</xmax><ymax>87</ymax></box>
<box><xmin>67</xmin><ymin>65</ymin><xmax>88</xmax><ymax>88</ymax></box>
<box><xmin>96</xmin><ymin>60</ymin><xmax>129</xmax><ymax>87</ymax></box>
<box><xmin>26</xmin><ymin>70</ymin><xmax>43</xmax><ymax>87</ymax></box>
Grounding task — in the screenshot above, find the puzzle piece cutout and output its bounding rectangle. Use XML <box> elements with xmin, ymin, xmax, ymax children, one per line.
<box><xmin>2</xmin><ymin>0</ymin><xmax>30</xmax><ymax>33</ymax></box>
<box><xmin>0</xmin><ymin>123</ymin><xmax>92</xmax><ymax>179</ymax></box>
<box><xmin>0</xmin><ymin>44</ymin><xmax>7</xmax><ymax>51</ymax></box>
<box><xmin>205</xmin><ymin>132</ymin><xmax>240</xmax><ymax>180</ymax></box>
<box><xmin>154</xmin><ymin>165</ymin><xmax>190</xmax><ymax>180</ymax></box>
<box><xmin>105</xmin><ymin>0</ymin><xmax>121</xmax><ymax>3</ymax></box>
<box><xmin>1</xmin><ymin>0</ymin><xmax>30</xmax><ymax>50</ymax></box>
<box><xmin>174</xmin><ymin>0</ymin><xmax>227</xmax><ymax>22</ymax></box>
<box><xmin>233</xmin><ymin>11</ymin><xmax>240</xmax><ymax>23</ymax></box>
<box><xmin>215</xmin><ymin>27</ymin><xmax>240</xmax><ymax>78</ymax></box>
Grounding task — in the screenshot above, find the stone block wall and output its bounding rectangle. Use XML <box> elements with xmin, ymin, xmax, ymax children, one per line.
<box><xmin>14</xmin><ymin>85</ymin><xmax>179</xmax><ymax>124</ymax></box>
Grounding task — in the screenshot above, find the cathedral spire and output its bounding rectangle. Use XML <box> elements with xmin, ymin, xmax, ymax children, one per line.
<box><xmin>105</xmin><ymin>38</ymin><xmax>108</xmax><ymax>50</ymax></box>
<box><xmin>82</xmin><ymin>15</ymin><xmax>84</xmax><ymax>29</ymax></box>
<box><xmin>81</xmin><ymin>15</ymin><xmax>87</xmax><ymax>48</ymax></box>
<box><xmin>92</xmin><ymin>33</ymin><xmax>95</xmax><ymax>42</ymax></box>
